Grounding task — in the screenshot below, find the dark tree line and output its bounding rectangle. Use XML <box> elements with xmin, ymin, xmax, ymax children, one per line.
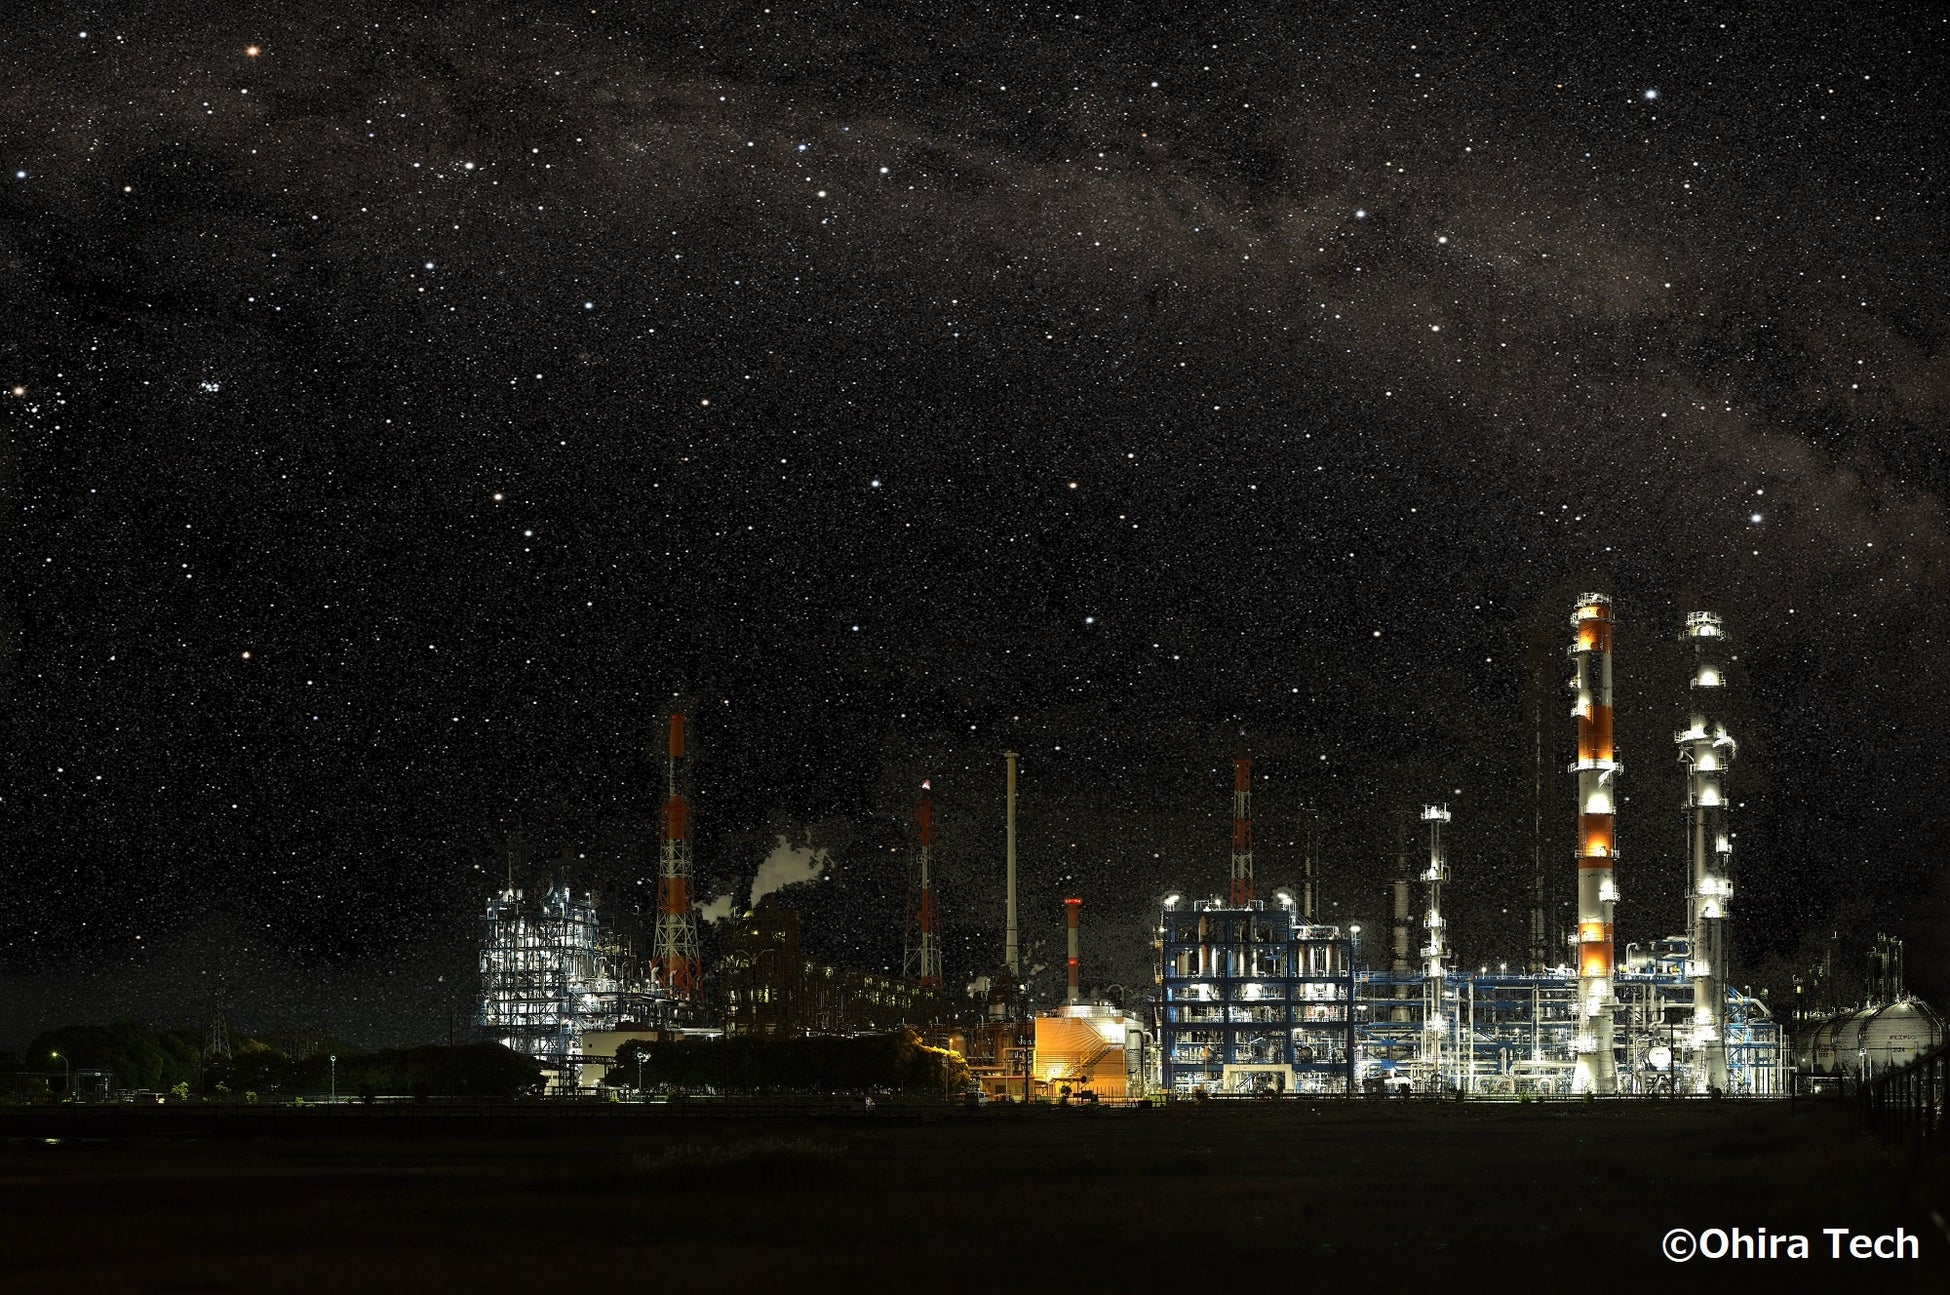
<box><xmin>10</xmin><ymin>1018</ymin><xmax>542</xmax><ymax>1100</ymax></box>
<box><xmin>221</xmin><ymin>1041</ymin><xmax>544</xmax><ymax>1100</ymax></box>
<box><xmin>613</xmin><ymin>1028</ymin><xmax>968</xmax><ymax>1095</ymax></box>
<box><xmin>21</xmin><ymin>1018</ymin><xmax>203</xmax><ymax>1092</ymax></box>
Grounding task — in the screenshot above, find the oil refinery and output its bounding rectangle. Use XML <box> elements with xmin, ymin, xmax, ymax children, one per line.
<box><xmin>475</xmin><ymin>594</ymin><xmax>1941</xmax><ymax>1097</ymax></box>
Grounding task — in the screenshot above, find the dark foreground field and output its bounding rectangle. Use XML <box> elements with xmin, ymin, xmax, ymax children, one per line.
<box><xmin>3</xmin><ymin>1100</ymin><xmax>1944</xmax><ymax>1291</ymax></box>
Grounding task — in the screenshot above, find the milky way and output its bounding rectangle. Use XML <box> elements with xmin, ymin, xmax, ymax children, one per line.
<box><xmin>2</xmin><ymin>3</ymin><xmax>1944</xmax><ymax>1043</ymax></box>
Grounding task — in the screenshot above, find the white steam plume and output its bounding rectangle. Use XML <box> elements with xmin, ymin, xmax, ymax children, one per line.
<box><xmin>750</xmin><ymin>834</ymin><xmax>830</xmax><ymax>907</ymax></box>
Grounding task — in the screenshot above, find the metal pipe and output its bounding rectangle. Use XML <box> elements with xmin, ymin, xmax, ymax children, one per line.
<box><xmin>1570</xmin><ymin>594</ymin><xmax>1620</xmax><ymax>1095</ymax></box>
<box><xmin>916</xmin><ymin>783</ymin><xmax>942</xmax><ymax>990</ymax></box>
<box><xmin>1229</xmin><ymin>757</ymin><xmax>1255</xmax><ymax>907</ymax></box>
<box><xmin>1300</xmin><ymin>808</ymin><xmax>1319</xmax><ymax>922</ymax></box>
<box><xmin>1526</xmin><ymin>634</ymin><xmax>1556</xmax><ymax>972</ymax></box>
<box><xmin>1390</xmin><ymin>809</ymin><xmax>1413</xmax><ymax>1024</ymax></box>
<box><xmin>1065</xmin><ymin>898</ymin><xmax>1082</xmax><ymax>1004</ymax></box>
<box><xmin>1004</xmin><ymin>751</ymin><xmax>1020</xmax><ymax>978</ymax></box>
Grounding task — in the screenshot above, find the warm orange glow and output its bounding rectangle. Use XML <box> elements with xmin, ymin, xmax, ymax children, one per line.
<box><xmin>245</xmin><ymin>45</ymin><xmax>261</xmax><ymax>57</ymax></box>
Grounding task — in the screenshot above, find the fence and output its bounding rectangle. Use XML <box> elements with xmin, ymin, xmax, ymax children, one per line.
<box><xmin>1860</xmin><ymin>1040</ymin><xmax>1948</xmax><ymax>1154</ymax></box>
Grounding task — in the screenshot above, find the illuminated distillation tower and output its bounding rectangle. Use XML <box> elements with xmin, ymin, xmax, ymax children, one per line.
<box><xmin>1570</xmin><ymin>594</ymin><xmax>1621</xmax><ymax>1095</ymax></box>
<box><xmin>655</xmin><ymin>713</ymin><xmax>701</xmax><ymax>998</ymax></box>
<box><xmin>1420</xmin><ymin>804</ymin><xmax>1452</xmax><ymax>1084</ymax></box>
<box><xmin>1420</xmin><ymin>805</ymin><xmax>1451</xmax><ymax>981</ymax></box>
<box><xmin>1229</xmin><ymin>757</ymin><xmax>1255</xmax><ymax>907</ymax></box>
<box><xmin>1676</xmin><ymin>611</ymin><xmax>1737</xmax><ymax>1092</ymax></box>
<box><xmin>915</xmin><ymin>782</ymin><xmax>943</xmax><ymax>991</ymax></box>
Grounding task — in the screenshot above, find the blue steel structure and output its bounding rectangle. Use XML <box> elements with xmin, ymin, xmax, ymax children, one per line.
<box><xmin>1350</xmin><ymin>948</ymin><xmax>1783</xmax><ymax>1095</ymax></box>
<box><xmin>1158</xmin><ymin>901</ymin><xmax>1354</xmax><ymax>1094</ymax></box>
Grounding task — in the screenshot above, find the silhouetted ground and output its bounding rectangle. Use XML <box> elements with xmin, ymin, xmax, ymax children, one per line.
<box><xmin>2</xmin><ymin>1099</ymin><xmax>1943</xmax><ymax>1291</ymax></box>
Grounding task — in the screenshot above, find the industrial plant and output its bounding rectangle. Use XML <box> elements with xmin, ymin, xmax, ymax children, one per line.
<box><xmin>475</xmin><ymin>595</ymin><xmax>1941</xmax><ymax>1097</ymax></box>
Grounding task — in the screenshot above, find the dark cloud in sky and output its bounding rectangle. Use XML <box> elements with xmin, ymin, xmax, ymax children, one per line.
<box><xmin>2</xmin><ymin>2</ymin><xmax>1945</xmax><ymax>1043</ymax></box>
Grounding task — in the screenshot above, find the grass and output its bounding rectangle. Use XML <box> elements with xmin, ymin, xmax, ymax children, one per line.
<box><xmin>0</xmin><ymin>1100</ymin><xmax>1943</xmax><ymax>1290</ymax></box>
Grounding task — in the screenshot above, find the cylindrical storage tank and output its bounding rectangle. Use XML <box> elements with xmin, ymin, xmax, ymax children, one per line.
<box><xmin>1850</xmin><ymin>1000</ymin><xmax>1945</xmax><ymax>1074</ymax></box>
<box><xmin>1807</xmin><ymin>1012</ymin><xmax>1858</xmax><ymax>1074</ymax></box>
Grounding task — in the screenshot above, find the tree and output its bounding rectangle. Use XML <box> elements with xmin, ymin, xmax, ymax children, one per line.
<box><xmin>619</xmin><ymin>1029</ymin><xmax>969</xmax><ymax>1094</ymax></box>
<box><xmin>25</xmin><ymin>1018</ymin><xmax>203</xmax><ymax>1092</ymax></box>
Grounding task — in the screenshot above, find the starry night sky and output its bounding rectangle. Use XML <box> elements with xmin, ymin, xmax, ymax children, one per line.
<box><xmin>3</xmin><ymin>2</ymin><xmax>1946</xmax><ymax>1046</ymax></box>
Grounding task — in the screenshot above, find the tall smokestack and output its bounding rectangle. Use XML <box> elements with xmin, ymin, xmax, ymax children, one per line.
<box><xmin>1525</xmin><ymin>632</ymin><xmax>1557</xmax><ymax>972</ymax></box>
<box><xmin>1570</xmin><ymin>594</ymin><xmax>1620</xmax><ymax>1095</ymax></box>
<box><xmin>1004</xmin><ymin>751</ymin><xmax>1020</xmax><ymax>978</ymax></box>
<box><xmin>1300</xmin><ymin>808</ymin><xmax>1319</xmax><ymax>922</ymax></box>
<box><xmin>1677</xmin><ymin>611</ymin><xmax>1737</xmax><ymax>1092</ymax></box>
<box><xmin>1229</xmin><ymin>757</ymin><xmax>1255</xmax><ymax>907</ymax></box>
<box><xmin>1064</xmin><ymin>897</ymin><xmax>1082</xmax><ymax>1004</ymax></box>
<box><xmin>656</xmin><ymin>713</ymin><xmax>701</xmax><ymax>999</ymax></box>
<box><xmin>915</xmin><ymin>782</ymin><xmax>943</xmax><ymax>991</ymax></box>
<box><xmin>1390</xmin><ymin>809</ymin><xmax>1413</xmax><ymax>1023</ymax></box>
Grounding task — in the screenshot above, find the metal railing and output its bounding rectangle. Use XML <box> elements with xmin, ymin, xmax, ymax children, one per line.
<box><xmin>1859</xmin><ymin>1041</ymin><xmax>1948</xmax><ymax>1154</ymax></box>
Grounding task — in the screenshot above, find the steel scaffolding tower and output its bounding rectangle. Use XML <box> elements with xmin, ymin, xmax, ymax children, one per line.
<box><xmin>478</xmin><ymin>883</ymin><xmax>653</xmax><ymax>1064</ymax></box>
